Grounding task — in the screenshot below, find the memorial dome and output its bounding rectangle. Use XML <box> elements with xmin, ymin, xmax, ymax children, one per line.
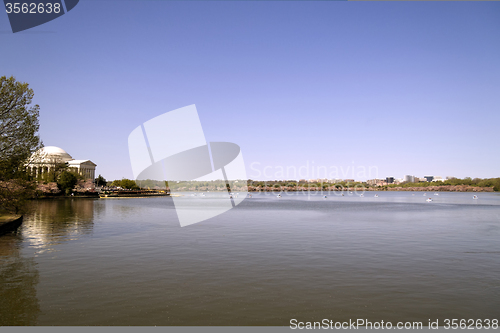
<box><xmin>32</xmin><ymin>146</ymin><xmax>74</xmax><ymax>163</ymax></box>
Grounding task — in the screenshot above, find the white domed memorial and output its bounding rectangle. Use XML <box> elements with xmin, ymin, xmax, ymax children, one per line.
<box><xmin>27</xmin><ymin>146</ymin><xmax>97</xmax><ymax>180</ymax></box>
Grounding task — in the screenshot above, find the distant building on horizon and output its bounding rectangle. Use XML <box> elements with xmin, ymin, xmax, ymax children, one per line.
<box><xmin>424</xmin><ymin>175</ymin><xmax>434</xmax><ymax>182</ymax></box>
<box><xmin>367</xmin><ymin>179</ymin><xmax>385</xmax><ymax>186</ymax></box>
<box><xmin>404</xmin><ymin>175</ymin><xmax>415</xmax><ymax>183</ymax></box>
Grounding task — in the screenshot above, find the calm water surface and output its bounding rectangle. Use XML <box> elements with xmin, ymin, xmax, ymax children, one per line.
<box><xmin>1</xmin><ymin>192</ymin><xmax>499</xmax><ymax>325</ymax></box>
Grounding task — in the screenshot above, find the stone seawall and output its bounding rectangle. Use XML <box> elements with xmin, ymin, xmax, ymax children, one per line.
<box><xmin>0</xmin><ymin>215</ymin><xmax>23</xmax><ymax>236</ymax></box>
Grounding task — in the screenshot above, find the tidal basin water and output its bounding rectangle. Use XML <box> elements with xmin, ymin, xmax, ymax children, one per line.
<box><xmin>1</xmin><ymin>192</ymin><xmax>499</xmax><ymax>325</ymax></box>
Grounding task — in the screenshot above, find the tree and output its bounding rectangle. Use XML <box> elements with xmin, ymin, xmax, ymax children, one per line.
<box><xmin>121</xmin><ymin>179</ymin><xmax>139</xmax><ymax>190</ymax></box>
<box><xmin>111</xmin><ymin>178</ymin><xmax>139</xmax><ymax>190</ymax></box>
<box><xmin>95</xmin><ymin>174</ymin><xmax>107</xmax><ymax>187</ymax></box>
<box><xmin>42</xmin><ymin>157</ymin><xmax>68</xmax><ymax>182</ymax></box>
<box><xmin>57</xmin><ymin>171</ymin><xmax>78</xmax><ymax>195</ymax></box>
<box><xmin>0</xmin><ymin>179</ymin><xmax>37</xmax><ymax>214</ymax></box>
<box><xmin>0</xmin><ymin>76</ymin><xmax>42</xmax><ymax>180</ymax></box>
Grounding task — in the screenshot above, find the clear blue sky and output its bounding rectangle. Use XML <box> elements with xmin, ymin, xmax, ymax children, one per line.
<box><xmin>1</xmin><ymin>1</ymin><xmax>499</xmax><ymax>181</ymax></box>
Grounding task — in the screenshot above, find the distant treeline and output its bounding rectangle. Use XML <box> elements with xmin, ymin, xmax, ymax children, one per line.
<box><xmin>248</xmin><ymin>180</ymin><xmax>363</xmax><ymax>190</ymax></box>
<box><xmin>109</xmin><ymin>179</ymin><xmax>247</xmax><ymax>192</ymax></box>
<box><xmin>108</xmin><ymin>177</ymin><xmax>500</xmax><ymax>192</ymax></box>
<box><xmin>387</xmin><ymin>177</ymin><xmax>500</xmax><ymax>191</ymax></box>
<box><xmin>249</xmin><ymin>178</ymin><xmax>500</xmax><ymax>191</ymax></box>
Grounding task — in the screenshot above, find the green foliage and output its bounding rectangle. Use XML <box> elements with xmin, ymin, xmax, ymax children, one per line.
<box><xmin>95</xmin><ymin>174</ymin><xmax>107</xmax><ymax>187</ymax></box>
<box><xmin>135</xmin><ymin>179</ymin><xmax>167</xmax><ymax>189</ymax></box>
<box><xmin>0</xmin><ymin>76</ymin><xmax>42</xmax><ymax>180</ymax></box>
<box><xmin>110</xmin><ymin>177</ymin><xmax>500</xmax><ymax>192</ymax></box>
<box><xmin>0</xmin><ymin>179</ymin><xmax>37</xmax><ymax>214</ymax></box>
<box><xmin>57</xmin><ymin>171</ymin><xmax>78</xmax><ymax>193</ymax></box>
<box><xmin>112</xmin><ymin>178</ymin><xmax>140</xmax><ymax>190</ymax></box>
<box><xmin>244</xmin><ymin>178</ymin><xmax>500</xmax><ymax>192</ymax></box>
<box><xmin>166</xmin><ymin>179</ymin><xmax>243</xmax><ymax>192</ymax></box>
<box><xmin>392</xmin><ymin>177</ymin><xmax>500</xmax><ymax>191</ymax></box>
<box><xmin>40</xmin><ymin>161</ymin><xmax>68</xmax><ymax>182</ymax></box>
<box><xmin>0</xmin><ymin>77</ymin><xmax>43</xmax><ymax>214</ymax></box>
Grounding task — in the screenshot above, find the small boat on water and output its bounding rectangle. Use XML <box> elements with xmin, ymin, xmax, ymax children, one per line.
<box><xmin>374</xmin><ymin>194</ymin><xmax>378</xmax><ymax>197</ymax></box>
<box><xmin>277</xmin><ymin>194</ymin><xmax>282</xmax><ymax>198</ymax></box>
<box><xmin>473</xmin><ymin>195</ymin><xmax>478</xmax><ymax>199</ymax></box>
<box><xmin>423</xmin><ymin>193</ymin><xmax>427</xmax><ymax>196</ymax></box>
<box><xmin>360</xmin><ymin>194</ymin><xmax>364</xmax><ymax>197</ymax></box>
<box><xmin>426</xmin><ymin>198</ymin><xmax>433</xmax><ymax>202</ymax></box>
<box><xmin>434</xmin><ymin>193</ymin><xmax>439</xmax><ymax>196</ymax></box>
<box><xmin>323</xmin><ymin>195</ymin><xmax>327</xmax><ymax>199</ymax></box>
<box><xmin>99</xmin><ymin>190</ymin><xmax>169</xmax><ymax>198</ymax></box>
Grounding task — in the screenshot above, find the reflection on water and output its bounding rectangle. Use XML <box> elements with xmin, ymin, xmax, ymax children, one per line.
<box><xmin>0</xmin><ymin>198</ymin><xmax>101</xmax><ymax>326</ymax></box>
<box><xmin>22</xmin><ymin>199</ymin><xmax>99</xmax><ymax>253</ymax></box>
<box><xmin>0</xmin><ymin>234</ymin><xmax>40</xmax><ymax>325</ymax></box>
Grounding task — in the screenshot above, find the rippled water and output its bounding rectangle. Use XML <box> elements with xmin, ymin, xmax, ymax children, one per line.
<box><xmin>1</xmin><ymin>192</ymin><xmax>499</xmax><ymax>325</ymax></box>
